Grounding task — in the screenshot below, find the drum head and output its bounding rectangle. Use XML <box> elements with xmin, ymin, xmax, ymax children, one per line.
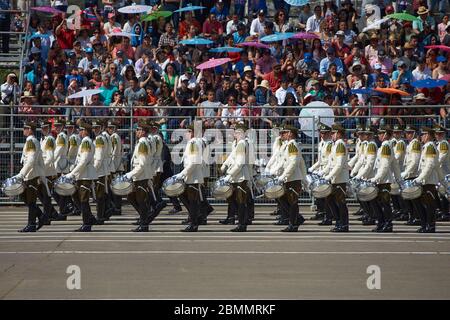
<box><xmin>165</xmin><ymin>182</ymin><xmax>183</xmax><ymax>192</ymax></box>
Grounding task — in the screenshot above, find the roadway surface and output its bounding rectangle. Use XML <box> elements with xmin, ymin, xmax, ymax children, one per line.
<box><xmin>1</xmin><ymin>205</ymin><xmax>450</xmax><ymax>299</ymax></box>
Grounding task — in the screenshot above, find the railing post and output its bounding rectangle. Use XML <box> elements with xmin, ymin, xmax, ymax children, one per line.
<box><xmin>310</xmin><ymin>116</ymin><xmax>316</xmax><ymax>210</ymax></box>
<box><xmin>9</xmin><ymin>107</ymin><xmax>14</xmax><ymax>177</ymax></box>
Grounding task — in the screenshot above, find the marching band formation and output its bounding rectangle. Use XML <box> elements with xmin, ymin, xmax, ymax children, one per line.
<box><xmin>3</xmin><ymin>119</ymin><xmax>449</xmax><ymax>233</ymax></box>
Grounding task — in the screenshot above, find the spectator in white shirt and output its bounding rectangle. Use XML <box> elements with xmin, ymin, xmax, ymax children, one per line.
<box><xmin>250</xmin><ymin>10</ymin><xmax>266</xmax><ymax>37</ymax></box>
<box><xmin>412</xmin><ymin>56</ymin><xmax>432</xmax><ymax>81</ymax></box>
<box><xmin>306</xmin><ymin>5</ymin><xmax>323</xmax><ymax>33</ymax></box>
<box><xmin>275</xmin><ymin>77</ymin><xmax>298</xmax><ymax>105</ymax></box>
<box><xmin>221</xmin><ymin>95</ymin><xmax>244</xmax><ymax>127</ymax></box>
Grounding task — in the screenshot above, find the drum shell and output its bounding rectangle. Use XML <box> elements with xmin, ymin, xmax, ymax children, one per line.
<box><xmin>355</xmin><ymin>180</ymin><xmax>378</xmax><ymax>202</ymax></box>
<box><xmin>263</xmin><ymin>179</ymin><xmax>285</xmax><ymax>199</ymax></box>
<box><xmin>400</xmin><ymin>180</ymin><xmax>422</xmax><ymax>200</ymax></box>
<box><xmin>390</xmin><ymin>183</ymin><xmax>400</xmax><ymax>195</ymax></box>
<box><xmin>111</xmin><ymin>175</ymin><xmax>133</xmax><ymax>196</ymax></box>
<box><xmin>1</xmin><ymin>177</ymin><xmax>25</xmax><ymax>197</ymax></box>
<box><xmin>54</xmin><ymin>176</ymin><xmax>76</xmax><ymax>196</ymax></box>
<box><xmin>212</xmin><ymin>178</ymin><xmax>233</xmax><ymax>200</ymax></box>
<box><xmin>309</xmin><ymin>178</ymin><xmax>332</xmax><ymax>199</ymax></box>
<box><xmin>255</xmin><ymin>173</ymin><xmax>275</xmax><ymax>189</ymax></box>
<box><xmin>162</xmin><ymin>176</ymin><xmax>186</xmax><ymax>197</ymax></box>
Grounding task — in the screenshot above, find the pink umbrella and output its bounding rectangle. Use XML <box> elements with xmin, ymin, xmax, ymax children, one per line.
<box><xmin>237</xmin><ymin>42</ymin><xmax>271</xmax><ymax>49</ymax></box>
<box><xmin>292</xmin><ymin>32</ymin><xmax>319</xmax><ymax>40</ymax></box>
<box><xmin>424</xmin><ymin>45</ymin><xmax>450</xmax><ymax>52</ymax></box>
<box><xmin>440</xmin><ymin>74</ymin><xmax>450</xmax><ymax>82</ymax></box>
<box><xmin>196</xmin><ymin>58</ymin><xmax>232</xmax><ymax>70</ymax></box>
<box><xmin>31</xmin><ymin>6</ymin><xmax>65</xmax><ymax>15</ymax></box>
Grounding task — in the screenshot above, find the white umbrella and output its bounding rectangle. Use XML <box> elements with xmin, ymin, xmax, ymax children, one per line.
<box><xmin>362</xmin><ymin>17</ymin><xmax>390</xmax><ymax>32</ymax></box>
<box><xmin>118</xmin><ymin>4</ymin><xmax>153</xmax><ymax>14</ymax></box>
<box><xmin>68</xmin><ymin>89</ymin><xmax>103</xmax><ymax>100</ymax></box>
<box><xmin>109</xmin><ymin>31</ymin><xmax>137</xmax><ymax>38</ymax></box>
<box><xmin>298</xmin><ymin>102</ymin><xmax>334</xmax><ymax>138</ymax></box>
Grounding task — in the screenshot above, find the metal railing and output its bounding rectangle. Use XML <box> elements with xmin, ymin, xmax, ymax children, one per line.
<box><xmin>0</xmin><ymin>104</ymin><xmax>446</xmax><ymax>204</ymax></box>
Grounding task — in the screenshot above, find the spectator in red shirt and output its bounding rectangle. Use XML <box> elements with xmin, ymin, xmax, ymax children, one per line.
<box><xmin>55</xmin><ymin>19</ymin><xmax>76</xmax><ymax>50</ymax></box>
<box><xmin>202</xmin><ymin>13</ymin><xmax>223</xmax><ymax>37</ymax></box>
<box><xmin>263</xmin><ymin>64</ymin><xmax>283</xmax><ymax>93</ymax></box>
<box><xmin>178</xmin><ymin>11</ymin><xmax>201</xmax><ymax>39</ymax></box>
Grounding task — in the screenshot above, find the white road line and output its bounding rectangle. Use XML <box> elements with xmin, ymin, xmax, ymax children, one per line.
<box><xmin>0</xmin><ymin>239</ymin><xmax>444</xmax><ymax>243</ymax></box>
<box><xmin>0</xmin><ymin>250</ymin><xmax>449</xmax><ymax>255</ymax></box>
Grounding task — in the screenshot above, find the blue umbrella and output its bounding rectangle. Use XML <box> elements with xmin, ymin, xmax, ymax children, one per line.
<box><xmin>260</xmin><ymin>32</ymin><xmax>296</xmax><ymax>42</ymax></box>
<box><xmin>209</xmin><ymin>46</ymin><xmax>243</xmax><ymax>53</ymax></box>
<box><xmin>174</xmin><ymin>5</ymin><xmax>206</xmax><ymax>13</ymax></box>
<box><xmin>27</xmin><ymin>33</ymin><xmax>50</xmax><ymax>41</ymax></box>
<box><xmin>351</xmin><ymin>88</ymin><xmax>374</xmax><ymax>95</ymax></box>
<box><xmin>284</xmin><ymin>0</ymin><xmax>310</xmax><ymax>6</ymax></box>
<box><xmin>411</xmin><ymin>78</ymin><xmax>448</xmax><ymax>88</ymax></box>
<box><xmin>179</xmin><ymin>37</ymin><xmax>214</xmax><ymax>45</ymax></box>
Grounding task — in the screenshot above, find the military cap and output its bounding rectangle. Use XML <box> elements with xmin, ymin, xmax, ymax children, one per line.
<box><xmin>281</xmin><ymin>124</ymin><xmax>298</xmax><ymax>136</ymax></box>
<box><xmin>404</xmin><ymin>125</ymin><xmax>418</xmax><ymax>132</ymax></box>
<box><xmin>23</xmin><ymin>121</ymin><xmax>37</xmax><ymax>131</ymax></box>
<box><xmin>78</xmin><ymin>121</ymin><xmax>92</xmax><ymax>131</ymax></box>
<box><xmin>377</xmin><ymin>125</ymin><xmax>393</xmax><ymax>134</ymax></box>
<box><xmin>54</xmin><ymin>118</ymin><xmax>66</xmax><ymax>126</ymax></box>
<box><xmin>40</xmin><ymin>121</ymin><xmax>52</xmax><ymax>128</ymax></box>
<box><xmin>331</xmin><ymin>122</ymin><xmax>345</xmax><ymax>133</ymax></box>
<box><xmin>91</xmin><ymin>119</ymin><xmax>102</xmax><ymax>128</ymax></box>
<box><xmin>65</xmin><ymin>120</ymin><xmax>76</xmax><ymax>127</ymax></box>
<box><xmin>107</xmin><ymin>120</ymin><xmax>119</xmax><ymax>128</ymax></box>
<box><xmin>186</xmin><ymin>123</ymin><xmax>195</xmax><ymax>131</ymax></box>
<box><xmin>393</xmin><ymin>124</ymin><xmax>404</xmax><ymax>132</ymax></box>
<box><xmin>148</xmin><ymin>120</ymin><xmax>160</xmax><ymax>129</ymax></box>
<box><xmin>235</xmin><ymin>123</ymin><xmax>249</xmax><ymax>132</ymax></box>
<box><xmin>364</xmin><ymin>125</ymin><xmax>377</xmax><ymax>135</ymax></box>
<box><xmin>136</xmin><ymin>122</ymin><xmax>150</xmax><ymax>132</ymax></box>
<box><xmin>318</xmin><ymin>123</ymin><xmax>332</xmax><ymax>132</ymax></box>
<box><xmin>432</xmin><ymin>123</ymin><xmax>446</xmax><ymax>133</ymax></box>
<box><xmin>420</xmin><ymin>127</ymin><xmax>435</xmax><ymax>135</ymax></box>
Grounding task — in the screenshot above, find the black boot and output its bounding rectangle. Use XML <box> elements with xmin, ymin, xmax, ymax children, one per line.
<box><xmin>310</xmin><ymin>212</ymin><xmax>324</xmax><ymax>220</ymax></box>
<box><xmin>405</xmin><ymin>218</ymin><xmax>421</xmax><ymax>226</ymax></box>
<box><xmin>381</xmin><ymin>222</ymin><xmax>393</xmax><ymax>232</ymax></box>
<box><xmin>282</xmin><ymin>224</ymin><xmax>298</xmax><ymax>232</ymax></box>
<box><xmin>133</xmin><ymin>225</ymin><xmax>149</xmax><ymax>232</ymax></box>
<box><xmin>219</xmin><ymin>217</ymin><xmax>235</xmax><ymax>225</ymax></box>
<box><xmin>425</xmin><ymin>224</ymin><xmax>436</xmax><ymax>233</ymax></box>
<box><xmin>298</xmin><ymin>215</ymin><xmax>305</xmax><ymax>225</ymax></box>
<box><xmin>51</xmin><ymin>213</ymin><xmax>67</xmax><ymax>221</ymax></box>
<box><xmin>18</xmin><ymin>225</ymin><xmax>36</xmax><ymax>233</ymax></box>
<box><xmin>231</xmin><ymin>224</ymin><xmax>247</xmax><ymax>232</ymax></box>
<box><xmin>75</xmin><ymin>225</ymin><xmax>92</xmax><ymax>232</ymax></box>
<box><xmin>182</xmin><ymin>224</ymin><xmax>198</xmax><ymax>232</ymax></box>
<box><xmin>274</xmin><ymin>218</ymin><xmax>289</xmax><ymax>225</ymax></box>
<box><xmin>181</xmin><ymin>218</ymin><xmax>191</xmax><ymax>225</ymax></box>
<box><xmin>372</xmin><ymin>224</ymin><xmax>384</xmax><ymax>232</ymax></box>
<box><xmin>318</xmin><ymin>219</ymin><xmax>332</xmax><ymax>226</ymax></box>
<box><xmin>362</xmin><ymin>218</ymin><xmax>377</xmax><ymax>225</ymax></box>
<box><xmin>132</xmin><ymin>219</ymin><xmax>141</xmax><ymax>226</ymax></box>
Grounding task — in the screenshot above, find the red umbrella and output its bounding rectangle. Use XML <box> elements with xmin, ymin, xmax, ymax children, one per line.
<box><xmin>424</xmin><ymin>45</ymin><xmax>450</xmax><ymax>52</ymax></box>
<box><xmin>292</xmin><ymin>32</ymin><xmax>320</xmax><ymax>40</ymax></box>
<box><xmin>374</xmin><ymin>87</ymin><xmax>410</xmax><ymax>96</ymax></box>
<box><xmin>237</xmin><ymin>42</ymin><xmax>271</xmax><ymax>49</ymax></box>
<box><xmin>196</xmin><ymin>58</ymin><xmax>232</xmax><ymax>70</ymax></box>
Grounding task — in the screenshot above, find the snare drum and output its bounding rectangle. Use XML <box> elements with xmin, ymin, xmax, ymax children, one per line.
<box><xmin>54</xmin><ymin>175</ymin><xmax>76</xmax><ymax>196</ymax></box>
<box><xmin>255</xmin><ymin>172</ymin><xmax>275</xmax><ymax>189</ymax></box>
<box><xmin>400</xmin><ymin>180</ymin><xmax>422</xmax><ymax>200</ymax></box>
<box><xmin>356</xmin><ymin>180</ymin><xmax>378</xmax><ymax>202</ymax></box>
<box><xmin>308</xmin><ymin>175</ymin><xmax>332</xmax><ymax>199</ymax></box>
<box><xmin>212</xmin><ymin>177</ymin><xmax>233</xmax><ymax>200</ymax></box>
<box><xmin>162</xmin><ymin>176</ymin><xmax>186</xmax><ymax>197</ymax></box>
<box><xmin>390</xmin><ymin>182</ymin><xmax>400</xmax><ymax>195</ymax></box>
<box><xmin>1</xmin><ymin>176</ymin><xmax>25</xmax><ymax>197</ymax></box>
<box><xmin>111</xmin><ymin>175</ymin><xmax>133</xmax><ymax>196</ymax></box>
<box><xmin>263</xmin><ymin>178</ymin><xmax>285</xmax><ymax>199</ymax></box>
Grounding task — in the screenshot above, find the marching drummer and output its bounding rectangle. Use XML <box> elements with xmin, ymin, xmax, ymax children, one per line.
<box><xmin>53</xmin><ymin>118</ymin><xmax>71</xmax><ymax>215</ymax></box>
<box><xmin>413</xmin><ymin>127</ymin><xmax>440</xmax><ymax>233</ymax></box>
<box><xmin>222</xmin><ymin>124</ymin><xmax>253</xmax><ymax>232</ymax></box>
<box><xmin>369</xmin><ymin>125</ymin><xmax>395</xmax><ymax>232</ymax></box>
<box><xmin>40</xmin><ymin>121</ymin><xmax>66</xmax><ymax>222</ymax></box>
<box><xmin>100</xmin><ymin>119</ymin><xmax>116</xmax><ymax>219</ymax></box>
<box><xmin>123</xmin><ymin>122</ymin><xmax>152</xmax><ymax>232</ymax></box>
<box><xmin>401</xmin><ymin>125</ymin><xmax>422</xmax><ymax>226</ymax></box>
<box><xmin>349</xmin><ymin>124</ymin><xmax>368</xmax><ymax>218</ymax></box>
<box><xmin>309</xmin><ymin>123</ymin><xmax>333</xmax><ymax>224</ymax></box>
<box><xmin>391</xmin><ymin>124</ymin><xmax>408</xmax><ymax>221</ymax></box>
<box><xmin>277</xmin><ymin>125</ymin><xmax>307</xmax><ymax>232</ymax></box>
<box><xmin>264</xmin><ymin>125</ymin><xmax>284</xmax><ymax>218</ymax></box>
<box><xmin>148</xmin><ymin>121</ymin><xmax>167</xmax><ymax>218</ymax></box>
<box><xmin>66</xmin><ymin>120</ymin><xmax>82</xmax><ymax>216</ymax></box>
<box><xmin>433</xmin><ymin>124</ymin><xmax>449</xmax><ymax>221</ymax></box>
<box><xmin>92</xmin><ymin>120</ymin><xmax>110</xmax><ymax>224</ymax></box>
<box><xmin>14</xmin><ymin>121</ymin><xmax>49</xmax><ymax>232</ymax></box>
<box><xmin>320</xmin><ymin>123</ymin><xmax>350</xmax><ymax>232</ymax></box>
<box><xmin>173</xmin><ymin>123</ymin><xmax>205</xmax><ymax>232</ymax></box>
<box><xmin>107</xmin><ymin>121</ymin><xmax>124</xmax><ymax>216</ymax></box>
<box><xmin>65</xmin><ymin>122</ymin><xmax>98</xmax><ymax>232</ymax></box>
<box><xmin>354</xmin><ymin>126</ymin><xmax>378</xmax><ymax>226</ymax></box>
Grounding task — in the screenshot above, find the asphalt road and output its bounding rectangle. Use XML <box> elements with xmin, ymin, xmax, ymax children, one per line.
<box><xmin>1</xmin><ymin>205</ymin><xmax>450</xmax><ymax>300</ymax></box>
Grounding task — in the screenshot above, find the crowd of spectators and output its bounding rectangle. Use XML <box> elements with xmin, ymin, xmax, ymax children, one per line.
<box><xmin>1</xmin><ymin>0</ymin><xmax>450</xmax><ymax>141</ymax></box>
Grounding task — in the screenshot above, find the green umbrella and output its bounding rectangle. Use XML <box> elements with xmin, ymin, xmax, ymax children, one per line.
<box><xmin>386</xmin><ymin>12</ymin><xmax>420</xmax><ymax>22</ymax></box>
<box><xmin>141</xmin><ymin>10</ymin><xmax>172</xmax><ymax>22</ymax></box>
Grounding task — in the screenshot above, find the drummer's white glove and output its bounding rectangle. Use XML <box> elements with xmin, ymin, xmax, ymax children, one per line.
<box><xmin>323</xmin><ymin>175</ymin><xmax>331</xmax><ymax>182</ymax></box>
<box><xmin>13</xmin><ymin>173</ymin><xmax>24</xmax><ymax>180</ymax></box>
<box><xmin>307</xmin><ymin>168</ymin><xmax>313</xmax><ymax>174</ymax></box>
<box><xmin>220</xmin><ymin>165</ymin><xmax>228</xmax><ymax>174</ymax></box>
<box><xmin>369</xmin><ymin>177</ymin><xmax>378</xmax><ymax>184</ymax></box>
<box><xmin>264</xmin><ymin>167</ymin><xmax>271</xmax><ymax>174</ymax></box>
<box><xmin>413</xmin><ymin>178</ymin><xmax>423</xmax><ymax>185</ymax></box>
<box><xmin>401</xmin><ymin>172</ymin><xmax>408</xmax><ymax>180</ymax></box>
<box><xmin>277</xmin><ymin>176</ymin><xmax>286</xmax><ymax>184</ymax></box>
<box><xmin>223</xmin><ymin>175</ymin><xmax>232</xmax><ymax>183</ymax></box>
<box><xmin>316</xmin><ymin>171</ymin><xmax>324</xmax><ymax>177</ymax></box>
<box><xmin>175</xmin><ymin>173</ymin><xmax>186</xmax><ymax>180</ymax></box>
<box><xmin>124</xmin><ymin>172</ymin><xmax>133</xmax><ymax>180</ymax></box>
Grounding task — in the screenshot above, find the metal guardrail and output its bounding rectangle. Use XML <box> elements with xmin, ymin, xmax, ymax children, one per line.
<box><xmin>0</xmin><ymin>104</ymin><xmax>446</xmax><ymax>204</ymax></box>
